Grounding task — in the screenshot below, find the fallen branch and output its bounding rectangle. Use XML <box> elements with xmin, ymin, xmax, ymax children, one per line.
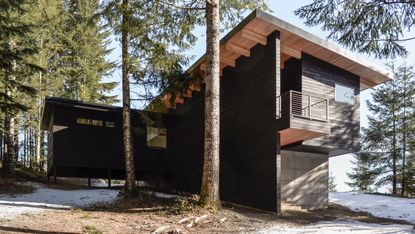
<box><xmin>178</xmin><ymin>217</ymin><xmax>194</xmax><ymax>224</ymax></box>
<box><xmin>151</xmin><ymin>225</ymin><xmax>171</xmax><ymax>234</ymax></box>
<box><xmin>194</xmin><ymin>214</ymin><xmax>209</xmax><ymax>225</ymax></box>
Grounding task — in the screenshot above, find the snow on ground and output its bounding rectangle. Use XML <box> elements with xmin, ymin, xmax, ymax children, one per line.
<box><xmin>0</xmin><ymin>183</ymin><xmax>119</xmax><ymax>220</ymax></box>
<box><xmin>330</xmin><ymin>192</ymin><xmax>415</xmax><ymax>223</ymax></box>
<box><xmin>260</xmin><ymin>220</ymin><xmax>414</xmax><ymax>234</ymax></box>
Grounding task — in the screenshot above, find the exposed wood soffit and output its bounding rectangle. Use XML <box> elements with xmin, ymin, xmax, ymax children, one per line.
<box><xmin>281</xmin><ymin>45</ymin><xmax>301</xmax><ymax>59</ymax></box>
<box><xmin>162</xmin><ymin>27</ymin><xmax>264</xmax><ymax>109</ymax></box>
<box><xmin>225</xmin><ymin>42</ymin><xmax>250</xmax><ymax>57</ymax></box>
<box><xmin>162</xmin><ymin>10</ymin><xmax>391</xmax><ymax>109</ymax></box>
<box><xmin>360</xmin><ymin>77</ymin><xmax>378</xmax><ymax>88</ymax></box>
<box><xmin>240</xmin><ymin>29</ymin><xmax>267</xmax><ymax>45</ymax></box>
<box><xmin>221</xmin><ymin>56</ymin><xmax>236</xmax><ymax>67</ymax></box>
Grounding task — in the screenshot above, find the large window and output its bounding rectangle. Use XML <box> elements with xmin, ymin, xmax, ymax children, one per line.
<box><xmin>76</xmin><ymin>118</ymin><xmax>115</xmax><ymax>128</ymax></box>
<box><xmin>76</xmin><ymin>118</ymin><xmax>103</xmax><ymax>126</ymax></box>
<box><xmin>147</xmin><ymin>127</ymin><xmax>167</xmax><ymax>149</ymax></box>
<box><xmin>106</xmin><ymin>121</ymin><xmax>116</xmax><ymax>128</ymax></box>
<box><xmin>335</xmin><ymin>83</ymin><xmax>355</xmax><ymax>105</ymax></box>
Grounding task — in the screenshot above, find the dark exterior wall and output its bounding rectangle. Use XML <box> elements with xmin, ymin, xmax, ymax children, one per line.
<box><xmin>281</xmin><ymin>58</ymin><xmax>302</xmax><ymax>94</ymax></box>
<box><xmin>300</xmin><ymin>53</ymin><xmax>360</xmax><ymax>156</ymax></box>
<box><xmin>170</xmin><ymin>32</ymin><xmax>280</xmax><ymax>211</ymax></box>
<box><xmin>51</xmin><ymin>105</ymin><xmax>172</xmax><ymax>179</ymax></box>
<box><xmin>168</xmin><ymin>90</ymin><xmax>205</xmax><ymax>193</ymax></box>
<box><xmin>220</xmin><ymin>32</ymin><xmax>279</xmax><ymax>211</ymax></box>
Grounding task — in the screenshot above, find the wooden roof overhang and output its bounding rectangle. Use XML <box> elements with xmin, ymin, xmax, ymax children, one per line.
<box><xmin>159</xmin><ymin>9</ymin><xmax>393</xmax><ymax>110</ymax></box>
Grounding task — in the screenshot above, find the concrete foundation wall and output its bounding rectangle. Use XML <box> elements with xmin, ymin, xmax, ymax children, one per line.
<box><xmin>281</xmin><ymin>150</ymin><xmax>328</xmax><ymax>210</ymax></box>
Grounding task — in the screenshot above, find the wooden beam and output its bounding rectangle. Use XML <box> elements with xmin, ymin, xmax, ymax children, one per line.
<box><xmin>183</xmin><ymin>89</ymin><xmax>193</xmax><ymax>98</ymax></box>
<box><xmin>199</xmin><ymin>63</ymin><xmax>206</xmax><ymax>71</ymax></box>
<box><xmin>165</xmin><ymin>102</ymin><xmax>176</xmax><ymax>109</ymax></box>
<box><xmin>189</xmin><ymin>82</ymin><xmax>201</xmax><ymax>91</ymax></box>
<box><xmin>161</xmin><ymin>98</ymin><xmax>176</xmax><ymax>109</ymax></box>
<box><xmin>175</xmin><ymin>96</ymin><xmax>184</xmax><ymax>104</ymax></box>
<box><xmin>161</xmin><ymin>93</ymin><xmax>172</xmax><ymax>102</ymax></box>
<box><xmin>240</xmin><ymin>29</ymin><xmax>267</xmax><ymax>45</ymax></box>
<box><xmin>220</xmin><ymin>56</ymin><xmax>236</xmax><ymax>67</ymax></box>
<box><xmin>225</xmin><ymin>42</ymin><xmax>250</xmax><ymax>57</ymax></box>
<box><xmin>281</xmin><ymin>45</ymin><xmax>301</xmax><ymax>59</ymax></box>
<box><xmin>360</xmin><ymin>77</ymin><xmax>378</xmax><ymax>87</ymax></box>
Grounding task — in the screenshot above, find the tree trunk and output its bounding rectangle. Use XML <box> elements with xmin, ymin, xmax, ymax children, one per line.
<box><xmin>121</xmin><ymin>0</ymin><xmax>136</xmax><ymax>193</ymax></box>
<box><xmin>36</xmin><ymin>124</ymin><xmax>41</xmax><ymax>170</ymax></box>
<box><xmin>200</xmin><ymin>0</ymin><xmax>221</xmax><ymax>209</ymax></box>
<box><xmin>3</xmin><ymin>112</ymin><xmax>15</xmax><ymax>174</ymax></box>
<box><xmin>13</xmin><ymin>117</ymin><xmax>19</xmax><ymax>164</ymax></box>
<box><xmin>0</xmin><ymin>130</ymin><xmax>3</xmax><ymax>162</ymax></box>
<box><xmin>36</xmin><ymin>38</ymin><xmax>43</xmax><ymax>171</ymax></box>
<box><xmin>2</xmin><ymin>42</ymin><xmax>17</xmax><ymax>174</ymax></box>
<box><xmin>29</xmin><ymin>126</ymin><xmax>33</xmax><ymax>169</ymax></box>
<box><xmin>40</xmin><ymin>130</ymin><xmax>45</xmax><ymax>171</ymax></box>
<box><xmin>23</xmin><ymin>126</ymin><xmax>27</xmax><ymax>168</ymax></box>
<box><xmin>392</xmin><ymin>91</ymin><xmax>397</xmax><ymax>195</ymax></box>
<box><xmin>401</xmin><ymin>70</ymin><xmax>408</xmax><ymax>197</ymax></box>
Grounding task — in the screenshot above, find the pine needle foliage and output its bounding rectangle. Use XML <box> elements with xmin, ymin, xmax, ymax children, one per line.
<box><xmin>295</xmin><ymin>0</ymin><xmax>415</xmax><ymax>58</ymax></box>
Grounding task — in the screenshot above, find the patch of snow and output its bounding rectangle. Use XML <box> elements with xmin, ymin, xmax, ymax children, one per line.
<box><xmin>0</xmin><ymin>183</ymin><xmax>119</xmax><ymax>220</ymax></box>
<box><xmin>260</xmin><ymin>220</ymin><xmax>414</xmax><ymax>234</ymax></box>
<box><xmin>330</xmin><ymin>192</ymin><xmax>415</xmax><ymax>223</ymax></box>
<box><xmin>153</xmin><ymin>192</ymin><xmax>180</xmax><ymax>199</ymax></box>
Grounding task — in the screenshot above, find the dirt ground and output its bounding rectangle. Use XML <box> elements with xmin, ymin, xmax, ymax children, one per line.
<box><xmin>0</xmin><ymin>182</ymin><xmax>412</xmax><ymax>234</ymax></box>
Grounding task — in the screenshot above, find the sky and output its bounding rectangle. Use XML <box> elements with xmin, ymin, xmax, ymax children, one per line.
<box><xmin>106</xmin><ymin>1</ymin><xmax>415</xmax><ymax>192</ymax></box>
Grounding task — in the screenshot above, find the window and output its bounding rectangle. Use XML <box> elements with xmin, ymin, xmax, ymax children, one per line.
<box><xmin>76</xmin><ymin>118</ymin><xmax>103</xmax><ymax>126</ymax></box>
<box><xmin>147</xmin><ymin>127</ymin><xmax>167</xmax><ymax>149</ymax></box>
<box><xmin>106</xmin><ymin>121</ymin><xmax>116</xmax><ymax>128</ymax></box>
<box><xmin>335</xmin><ymin>83</ymin><xmax>355</xmax><ymax>105</ymax></box>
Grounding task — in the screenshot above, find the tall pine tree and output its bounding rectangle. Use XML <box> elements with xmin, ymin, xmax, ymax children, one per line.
<box><xmin>0</xmin><ymin>0</ymin><xmax>40</xmax><ymax>174</ymax></box>
<box><xmin>102</xmin><ymin>0</ymin><xmax>269</xmax><ymax>194</ymax></box>
<box><xmin>295</xmin><ymin>1</ymin><xmax>415</xmax><ymax>58</ymax></box>
<box><xmin>60</xmin><ymin>0</ymin><xmax>117</xmax><ymax>104</ymax></box>
<box><xmin>348</xmin><ymin>64</ymin><xmax>415</xmax><ymax>195</ymax></box>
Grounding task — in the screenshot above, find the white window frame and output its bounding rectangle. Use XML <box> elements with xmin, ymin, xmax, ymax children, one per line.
<box><xmin>335</xmin><ymin>83</ymin><xmax>355</xmax><ymax>105</ymax></box>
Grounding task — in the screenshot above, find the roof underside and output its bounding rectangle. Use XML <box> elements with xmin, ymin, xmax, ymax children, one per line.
<box><xmin>159</xmin><ymin>9</ymin><xmax>393</xmax><ymax>109</ymax></box>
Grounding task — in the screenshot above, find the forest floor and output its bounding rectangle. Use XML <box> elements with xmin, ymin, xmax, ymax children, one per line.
<box><xmin>0</xmin><ymin>172</ymin><xmax>414</xmax><ymax>233</ymax></box>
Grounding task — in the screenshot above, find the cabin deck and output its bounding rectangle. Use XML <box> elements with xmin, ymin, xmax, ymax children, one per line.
<box><xmin>276</xmin><ymin>90</ymin><xmax>330</xmax><ymax>146</ymax></box>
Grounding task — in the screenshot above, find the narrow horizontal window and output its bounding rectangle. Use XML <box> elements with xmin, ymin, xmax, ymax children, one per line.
<box><xmin>76</xmin><ymin>118</ymin><xmax>103</xmax><ymax>127</ymax></box>
<box><xmin>335</xmin><ymin>83</ymin><xmax>355</xmax><ymax>105</ymax></box>
<box><xmin>106</xmin><ymin>121</ymin><xmax>116</xmax><ymax>128</ymax></box>
<box><xmin>147</xmin><ymin>127</ymin><xmax>167</xmax><ymax>149</ymax></box>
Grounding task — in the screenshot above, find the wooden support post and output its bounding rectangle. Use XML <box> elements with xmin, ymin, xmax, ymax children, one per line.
<box><xmin>88</xmin><ymin>176</ymin><xmax>91</xmax><ymax>187</ymax></box>
<box><xmin>53</xmin><ymin>165</ymin><xmax>57</xmax><ymax>183</ymax></box>
<box><xmin>107</xmin><ymin>169</ymin><xmax>111</xmax><ymax>188</ymax></box>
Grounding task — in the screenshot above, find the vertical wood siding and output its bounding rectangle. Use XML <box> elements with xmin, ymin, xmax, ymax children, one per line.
<box><xmin>169</xmin><ymin>32</ymin><xmax>280</xmax><ymax>211</ymax></box>
<box><xmin>301</xmin><ymin>53</ymin><xmax>360</xmax><ymax>155</ymax></box>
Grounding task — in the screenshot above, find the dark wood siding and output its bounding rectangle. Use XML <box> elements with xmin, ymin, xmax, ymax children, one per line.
<box><xmin>281</xmin><ymin>58</ymin><xmax>302</xmax><ymax>94</ymax></box>
<box><xmin>168</xmin><ymin>90</ymin><xmax>205</xmax><ymax>193</ymax></box>
<box><xmin>300</xmin><ymin>53</ymin><xmax>360</xmax><ymax>155</ymax></box>
<box><xmin>169</xmin><ymin>32</ymin><xmax>280</xmax><ymax>211</ymax></box>
<box><xmin>51</xmin><ymin>105</ymin><xmax>173</xmax><ymax>179</ymax></box>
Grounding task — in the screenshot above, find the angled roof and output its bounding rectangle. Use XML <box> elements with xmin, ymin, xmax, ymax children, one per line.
<box><xmin>159</xmin><ymin>9</ymin><xmax>393</xmax><ymax>109</ymax></box>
